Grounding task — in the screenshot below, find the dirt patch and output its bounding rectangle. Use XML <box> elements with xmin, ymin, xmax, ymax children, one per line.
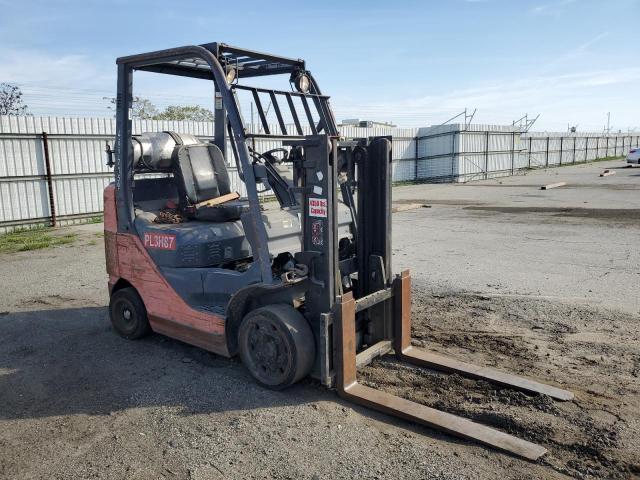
<box><xmin>361</xmin><ymin>287</ymin><xmax>640</xmax><ymax>479</ymax></box>
<box><xmin>393</xmin><ymin>198</ymin><xmax>483</xmax><ymax>206</ymax></box>
<box><xmin>18</xmin><ymin>294</ymin><xmax>101</xmax><ymax>310</ymax></box>
<box><xmin>464</xmin><ymin>206</ymin><xmax>640</xmax><ymax>223</ymax></box>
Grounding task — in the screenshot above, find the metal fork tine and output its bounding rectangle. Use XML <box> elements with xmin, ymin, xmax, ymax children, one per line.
<box><xmin>336</xmin><ymin>291</ymin><xmax>548</xmax><ymax>461</ymax></box>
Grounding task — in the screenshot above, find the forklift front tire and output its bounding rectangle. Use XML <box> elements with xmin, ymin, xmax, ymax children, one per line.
<box><xmin>109</xmin><ymin>287</ymin><xmax>151</xmax><ymax>340</ymax></box>
<box><xmin>238</xmin><ymin>304</ymin><xmax>315</xmax><ymax>390</ymax></box>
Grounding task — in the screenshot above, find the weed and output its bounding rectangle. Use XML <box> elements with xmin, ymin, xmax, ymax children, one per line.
<box><xmin>0</xmin><ymin>227</ymin><xmax>77</xmax><ymax>254</ymax></box>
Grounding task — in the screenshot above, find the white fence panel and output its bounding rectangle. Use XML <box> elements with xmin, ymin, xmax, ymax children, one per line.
<box><xmin>1</xmin><ymin>115</ymin><xmax>637</xmax><ymax>231</ymax></box>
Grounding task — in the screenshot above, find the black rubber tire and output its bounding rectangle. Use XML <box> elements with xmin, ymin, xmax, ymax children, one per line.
<box><xmin>109</xmin><ymin>287</ymin><xmax>151</xmax><ymax>340</ymax></box>
<box><xmin>238</xmin><ymin>304</ymin><xmax>315</xmax><ymax>390</ymax></box>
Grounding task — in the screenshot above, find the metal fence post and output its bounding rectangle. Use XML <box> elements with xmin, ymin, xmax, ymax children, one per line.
<box><xmin>545</xmin><ymin>137</ymin><xmax>549</xmax><ymax>167</ymax></box>
<box><xmin>41</xmin><ymin>131</ymin><xmax>57</xmax><ymax>227</ymax></box>
<box><xmin>596</xmin><ymin>137</ymin><xmax>600</xmax><ymax>159</ymax></box>
<box><xmin>511</xmin><ymin>131</ymin><xmax>515</xmax><ymax>174</ymax></box>
<box><xmin>585</xmin><ymin>136</ymin><xmax>588</xmax><ymax>162</ymax></box>
<box><xmin>573</xmin><ymin>137</ymin><xmax>576</xmax><ymax>163</ymax></box>
<box><xmin>559</xmin><ymin>136</ymin><xmax>563</xmax><ymax>166</ymax></box>
<box><xmin>414</xmin><ymin>133</ymin><xmax>419</xmax><ymax>182</ymax></box>
<box><xmin>528</xmin><ymin>136</ymin><xmax>532</xmax><ymax>168</ymax></box>
<box><xmin>451</xmin><ymin>131</ymin><xmax>457</xmax><ymax>181</ymax></box>
<box><xmin>484</xmin><ymin>131</ymin><xmax>489</xmax><ymax>179</ymax></box>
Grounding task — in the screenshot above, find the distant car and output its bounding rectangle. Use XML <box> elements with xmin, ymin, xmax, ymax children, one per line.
<box><xmin>627</xmin><ymin>148</ymin><xmax>640</xmax><ymax>164</ymax></box>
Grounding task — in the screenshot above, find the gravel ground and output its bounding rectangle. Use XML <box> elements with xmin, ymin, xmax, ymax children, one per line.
<box><xmin>393</xmin><ymin>160</ymin><xmax>640</xmax><ymax>316</ymax></box>
<box><xmin>362</xmin><ymin>288</ymin><xmax>640</xmax><ymax>479</ymax></box>
<box><xmin>1</xmin><ymin>161</ymin><xmax>639</xmax><ymax>479</ymax></box>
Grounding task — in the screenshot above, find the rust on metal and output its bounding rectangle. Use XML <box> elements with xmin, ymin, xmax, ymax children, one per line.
<box><xmin>336</xmin><ymin>291</ymin><xmax>357</xmax><ymax>391</ymax></box>
<box><xmin>341</xmin><ymin>382</ymin><xmax>546</xmax><ymax>460</ymax></box>
<box><xmin>393</xmin><ymin>269</ymin><xmax>412</xmax><ymax>353</ymax></box>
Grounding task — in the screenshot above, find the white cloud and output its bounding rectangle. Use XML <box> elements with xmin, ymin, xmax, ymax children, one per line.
<box><xmin>531</xmin><ymin>0</ymin><xmax>577</xmax><ymax>15</ymax></box>
<box><xmin>0</xmin><ymin>48</ymin><xmax>112</xmax><ymax>90</ymax></box>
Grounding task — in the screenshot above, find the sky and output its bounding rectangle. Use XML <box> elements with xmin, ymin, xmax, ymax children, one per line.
<box><xmin>0</xmin><ymin>0</ymin><xmax>638</xmax><ymax>131</ymax></box>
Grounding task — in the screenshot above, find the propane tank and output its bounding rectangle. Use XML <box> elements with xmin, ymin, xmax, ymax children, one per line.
<box><xmin>131</xmin><ymin>132</ymin><xmax>200</xmax><ymax>171</ymax></box>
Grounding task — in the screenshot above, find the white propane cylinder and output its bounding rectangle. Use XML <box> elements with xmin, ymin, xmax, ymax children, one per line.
<box><xmin>131</xmin><ymin>132</ymin><xmax>200</xmax><ymax>170</ymax></box>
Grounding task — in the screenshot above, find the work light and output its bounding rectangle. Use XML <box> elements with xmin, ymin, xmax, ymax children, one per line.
<box><xmin>225</xmin><ymin>67</ymin><xmax>237</xmax><ymax>84</ymax></box>
<box><xmin>294</xmin><ymin>73</ymin><xmax>310</xmax><ymax>93</ymax></box>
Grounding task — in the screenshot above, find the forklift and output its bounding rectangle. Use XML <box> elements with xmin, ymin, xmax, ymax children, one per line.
<box><xmin>104</xmin><ymin>42</ymin><xmax>573</xmax><ymax>460</ymax></box>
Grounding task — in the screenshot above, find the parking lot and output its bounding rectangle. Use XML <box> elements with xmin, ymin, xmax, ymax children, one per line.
<box><xmin>1</xmin><ymin>159</ymin><xmax>639</xmax><ymax>479</ymax></box>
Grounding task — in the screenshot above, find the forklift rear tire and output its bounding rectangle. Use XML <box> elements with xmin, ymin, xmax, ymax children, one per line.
<box><xmin>238</xmin><ymin>304</ymin><xmax>315</xmax><ymax>390</ymax></box>
<box><xmin>109</xmin><ymin>287</ymin><xmax>151</xmax><ymax>340</ymax></box>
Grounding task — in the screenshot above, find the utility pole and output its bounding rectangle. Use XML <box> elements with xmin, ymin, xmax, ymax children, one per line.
<box><xmin>606</xmin><ymin>112</ymin><xmax>610</xmax><ymax>134</ymax></box>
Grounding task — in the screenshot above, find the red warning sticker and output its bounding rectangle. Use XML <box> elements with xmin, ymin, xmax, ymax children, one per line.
<box><xmin>308</xmin><ymin>198</ymin><xmax>327</xmax><ymax>218</ymax></box>
<box><xmin>143</xmin><ymin>232</ymin><xmax>177</xmax><ymax>250</ymax></box>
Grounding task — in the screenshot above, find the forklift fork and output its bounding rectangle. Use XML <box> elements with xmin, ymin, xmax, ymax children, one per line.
<box><xmin>335</xmin><ymin>270</ymin><xmax>573</xmax><ymax>461</ymax></box>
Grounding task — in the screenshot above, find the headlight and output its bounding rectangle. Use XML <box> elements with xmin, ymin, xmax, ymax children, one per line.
<box><xmin>294</xmin><ymin>73</ymin><xmax>310</xmax><ymax>93</ymax></box>
<box><xmin>225</xmin><ymin>67</ymin><xmax>236</xmax><ymax>84</ymax></box>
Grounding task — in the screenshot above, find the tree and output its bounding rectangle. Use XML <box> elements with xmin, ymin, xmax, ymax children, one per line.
<box><xmin>133</xmin><ymin>97</ymin><xmax>160</xmax><ymax>119</ymax></box>
<box><xmin>0</xmin><ymin>83</ymin><xmax>30</xmax><ymax>116</ymax></box>
<box><xmin>104</xmin><ymin>98</ymin><xmax>213</xmax><ymax>122</ymax></box>
<box><xmin>105</xmin><ymin>96</ymin><xmax>159</xmax><ymax>119</ymax></box>
<box><xmin>152</xmin><ymin>105</ymin><xmax>214</xmax><ymax>122</ymax></box>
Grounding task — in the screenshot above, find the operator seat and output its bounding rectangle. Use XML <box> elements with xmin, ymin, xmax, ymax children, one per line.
<box><xmin>133</xmin><ymin>134</ymin><xmax>252</xmax><ymax>269</ymax></box>
<box><xmin>170</xmin><ymin>136</ymin><xmax>248</xmax><ymax>222</ymax></box>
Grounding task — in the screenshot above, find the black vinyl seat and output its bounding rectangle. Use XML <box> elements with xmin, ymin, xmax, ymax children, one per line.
<box><xmin>172</xmin><ymin>140</ymin><xmax>248</xmax><ymax>222</ymax></box>
<box><xmin>175</xmin><ymin>143</ymin><xmax>231</xmax><ymax>203</ymax></box>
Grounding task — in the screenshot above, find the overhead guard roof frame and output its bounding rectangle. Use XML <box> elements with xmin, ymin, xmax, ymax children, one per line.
<box><xmin>116</xmin><ymin>42</ymin><xmax>306</xmax><ymax>80</ymax></box>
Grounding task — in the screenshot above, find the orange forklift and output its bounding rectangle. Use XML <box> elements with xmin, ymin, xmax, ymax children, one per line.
<box><xmin>104</xmin><ymin>42</ymin><xmax>572</xmax><ymax>460</ymax></box>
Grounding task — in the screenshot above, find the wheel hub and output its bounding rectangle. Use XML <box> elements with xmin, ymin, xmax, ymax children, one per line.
<box><xmin>116</xmin><ymin>300</ymin><xmax>136</xmax><ymax>330</ymax></box>
<box><xmin>245</xmin><ymin>321</ymin><xmax>291</xmax><ymax>384</ymax></box>
<box><xmin>237</xmin><ymin>304</ymin><xmax>315</xmax><ymax>389</ymax></box>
